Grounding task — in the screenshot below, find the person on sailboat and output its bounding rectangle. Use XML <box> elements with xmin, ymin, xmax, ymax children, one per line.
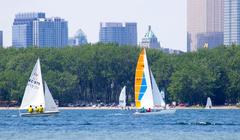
<box><xmin>38</xmin><ymin>105</ymin><xmax>44</xmax><ymax>113</ymax></box>
<box><xmin>140</xmin><ymin>107</ymin><xmax>146</xmax><ymax>113</ymax></box>
<box><xmin>34</xmin><ymin>106</ymin><xmax>39</xmax><ymax>113</ymax></box>
<box><xmin>27</xmin><ymin>105</ymin><xmax>33</xmax><ymax>113</ymax></box>
<box><xmin>146</xmin><ymin>108</ymin><xmax>151</xmax><ymax>112</ymax></box>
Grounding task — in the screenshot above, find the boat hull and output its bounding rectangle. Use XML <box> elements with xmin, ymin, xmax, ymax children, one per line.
<box><xmin>20</xmin><ymin>111</ymin><xmax>60</xmax><ymax>117</ymax></box>
<box><xmin>134</xmin><ymin>109</ymin><xmax>176</xmax><ymax>115</ymax></box>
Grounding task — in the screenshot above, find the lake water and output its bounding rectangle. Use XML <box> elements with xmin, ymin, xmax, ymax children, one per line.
<box><xmin>0</xmin><ymin>109</ymin><xmax>240</xmax><ymax>140</ymax></box>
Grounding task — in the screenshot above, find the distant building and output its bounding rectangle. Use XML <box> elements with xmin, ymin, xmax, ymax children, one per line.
<box><xmin>12</xmin><ymin>12</ymin><xmax>45</xmax><ymax>48</ymax></box>
<box><xmin>187</xmin><ymin>0</ymin><xmax>224</xmax><ymax>51</ymax></box>
<box><xmin>12</xmin><ymin>12</ymin><xmax>68</xmax><ymax>48</ymax></box>
<box><xmin>161</xmin><ymin>48</ymin><xmax>184</xmax><ymax>55</ymax></box>
<box><xmin>140</xmin><ymin>26</ymin><xmax>160</xmax><ymax>49</ymax></box>
<box><xmin>0</xmin><ymin>31</ymin><xmax>2</xmax><ymax>47</ymax></box>
<box><xmin>33</xmin><ymin>17</ymin><xmax>68</xmax><ymax>47</ymax></box>
<box><xmin>224</xmin><ymin>0</ymin><xmax>240</xmax><ymax>45</ymax></box>
<box><xmin>196</xmin><ymin>32</ymin><xmax>223</xmax><ymax>49</ymax></box>
<box><xmin>99</xmin><ymin>22</ymin><xmax>137</xmax><ymax>46</ymax></box>
<box><xmin>68</xmin><ymin>29</ymin><xmax>88</xmax><ymax>46</ymax></box>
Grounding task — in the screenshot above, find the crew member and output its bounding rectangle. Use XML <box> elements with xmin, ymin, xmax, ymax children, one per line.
<box><xmin>28</xmin><ymin>105</ymin><xmax>33</xmax><ymax>113</ymax></box>
<box><xmin>146</xmin><ymin>108</ymin><xmax>151</xmax><ymax>112</ymax></box>
<box><xmin>140</xmin><ymin>107</ymin><xmax>146</xmax><ymax>113</ymax></box>
<box><xmin>35</xmin><ymin>106</ymin><xmax>39</xmax><ymax>113</ymax></box>
<box><xmin>39</xmin><ymin>105</ymin><xmax>44</xmax><ymax>113</ymax></box>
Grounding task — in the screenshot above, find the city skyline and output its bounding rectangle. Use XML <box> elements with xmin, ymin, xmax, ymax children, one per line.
<box><xmin>12</xmin><ymin>12</ymin><xmax>68</xmax><ymax>48</ymax></box>
<box><xmin>187</xmin><ymin>0</ymin><xmax>224</xmax><ymax>52</ymax></box>
<box><xmin>0</xmin><ymin>0</ymin><xmax>186</xmax><ymax>51</ymax></box>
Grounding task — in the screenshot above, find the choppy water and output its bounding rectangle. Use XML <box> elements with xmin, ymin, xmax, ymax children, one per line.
<box><xmin>0</xmin><ymin>109</ymin><xmax>240</xmax><ymax>140</ymax></box>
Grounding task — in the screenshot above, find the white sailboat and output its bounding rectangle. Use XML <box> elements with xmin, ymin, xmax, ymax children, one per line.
<box><xmin>119</xmin><ymin>86</ymin><xmax>126</xmax><ymax>109</ymax></box>
<box><xmin>205</xmin><ymin>97</ymin><xmax>212</xmax><ymax>109</ymax></box>
<box><xmin>134</xmin><ymin>49</ymin><xmax>176</xmax><ymax>115</ymax></box>
<box><xmin>19</xmin><ymin>58</ymin><xmax>59</xmax><ymax>117</ymax></box>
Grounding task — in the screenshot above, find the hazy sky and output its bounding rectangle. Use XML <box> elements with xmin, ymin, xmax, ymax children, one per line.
<box><xmin>0</xmin><ymin>0</ymin><xmax>186</xmax><ymax>51</ymax></box>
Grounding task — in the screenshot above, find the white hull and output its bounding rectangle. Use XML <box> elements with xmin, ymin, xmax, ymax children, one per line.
<box><xmin>205</xmin><ymin>107</ymin><xmax>212</xmax><ymax>109</ymax></box>
<box><xmin>134</xmin><ymin>109</ymin><xmax>176</xmax><ymax>115</ymax></box>
<box><xmin>20</xmin><ymin>111</ymin><xmax>59</xmax><ymax>117</ymax></box>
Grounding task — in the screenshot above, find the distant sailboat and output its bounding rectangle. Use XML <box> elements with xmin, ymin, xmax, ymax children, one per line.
<box><xmin>205</xmin><ymin>97</ymin><xmax>212</xmax><ymax>109</ymax></box>
<box><xmin>119</xmin><ymin>86</ymin><xmax>126</xmax><ymax>108</ymax></box>
<box><xmin>134</xmin><ymin>48</ymin><xmax>176</xmax><ymax>115</ymax></box>
<box><xmin>19</xmin><ymin>58</ymin><xmax>59</xmax><ymax>117</ymax></box>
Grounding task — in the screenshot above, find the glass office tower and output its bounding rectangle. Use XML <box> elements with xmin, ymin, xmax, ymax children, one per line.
<box><xmin>224</xmin><ymin>0</ymin><xmax>240</xmax><ymax>45</ymax></box>
<box><xmin>99</xmin><ymin>22</ymin><xmax>137</xmax><ymax>46</ymax></box>
<box><xmin>12</xmin><ymin>12</ymin><xmax>68</xmax><ymax>48</ymax></box>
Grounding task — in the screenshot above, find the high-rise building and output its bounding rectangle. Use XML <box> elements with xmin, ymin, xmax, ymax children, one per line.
<box><xmin>0</xmin><ymin>31</ymin><xmax>2</xmax><ymax>47</ymax></box>
<box><xmin>140</xmin><ymin>26</ymin><xmax>160</xmax><ymax>49</ymax></box>
<box><xmin>99</xmin><ymin>22</ymin><xmax>137</xmax><ymax>46</ymax></box>
<box><xmin>33</xmin><ymin>17</ymin><xmax>68</xmax><ymax>47</ymax></box>
<box><xmin>187</xmin><ymin>0</ymin><xmax>224</xmax><ymax>52</ymax></box>
<box><xmin>12</xmin><ymin>12</ymin><xmax>68</xmax><ymax>48</ymax></box>
<box><xmin>68</xmin><ymin>29</ymin><xmax>88</xmax><ymax>46</ymax></box>
<box><xmin>224</xmin><ymin>0</ymin><xmax>240</xmax><ymax>45</ymax></box>
<box><xmin>12</xmin><ymin>12</ymin><xmax>45</xmax><ymax>48</ymax></box>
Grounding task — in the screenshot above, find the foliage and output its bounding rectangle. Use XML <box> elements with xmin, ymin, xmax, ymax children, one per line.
<box><xmin>0</xmin><ymin>44</ymin><xmax>240</xmax><ymax>106</ymax></box>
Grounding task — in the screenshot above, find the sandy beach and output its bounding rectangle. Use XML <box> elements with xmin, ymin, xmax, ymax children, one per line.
<box><xmin>0</xmin><ymin>106</ymin><xmax>239</xmax><ymax>110</ymax></box>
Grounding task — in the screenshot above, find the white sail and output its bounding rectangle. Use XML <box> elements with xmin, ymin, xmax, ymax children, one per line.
<box><xmin>139</xmin><ymin>49</ymin><xmax>154</xmax><ymax>109</ymax></box>
<box><xmin>119</xmin><ymin>86</ymin><xmax>126</xmax><ymax>107</ymax></box>
<box><xmin>44</xmin><ymin>81</ymin><xmax>59</xmax><ymax>112</ymax></box>
<box><xmin>150</xmin><ymin>70</ymin><xmax>166</xmax><ymax>107</ymax></box>
<box><xmin>20</xmin><ymin>59</ymin><xmax>45</xmax><ymax>109</ymax></box>
<box><xmin>205</xmin><ymin>97</ymin><xmax>212</xmax><ymax>109</ymax></box>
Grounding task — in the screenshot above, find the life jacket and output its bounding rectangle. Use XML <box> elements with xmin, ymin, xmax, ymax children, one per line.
<box><xmin>28</xmin><ymin>107</ymin><xmax>33</xmax><ymax>113</ymax></box>
<box><xmin>39</xmin><ymin>106</ymin><xmax>44</xmax><ymax>113</ymax></box>
<box><xmin>35</xmin><ymin>107</ymin><xmax>39</xmax><ymax>113</ymax></box>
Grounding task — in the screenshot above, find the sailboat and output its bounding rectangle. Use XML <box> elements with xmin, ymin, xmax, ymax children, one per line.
<box><xmin>19</xmin><ymin>58</ymin><xmax>59</xmax><ymax>117</ymax></box>
<box><xmin>134</xmin><ymin>48</ymin><xmax>176</xmax><ymax>115</ymax></box>
<box><xmin>119</xmin><ymin>86</ymin><xmax>126</xmax><ymax>109</ymax></box>
<box><xmin>205</xmin><ymin>97</ymin><xmax>212</xmax><ymax>109</ymax></box>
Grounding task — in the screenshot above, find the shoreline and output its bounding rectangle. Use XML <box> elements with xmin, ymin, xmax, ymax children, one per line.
<box><xmin>0</xmin><ymin>106</ymin><xmax>239</xmax><ymax>110</ymax></box>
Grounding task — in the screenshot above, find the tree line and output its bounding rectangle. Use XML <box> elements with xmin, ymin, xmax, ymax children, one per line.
<box><xmin>0</xmin><ymin>44</ymin><xmax>240</xmax><ymax>106</ymax></box>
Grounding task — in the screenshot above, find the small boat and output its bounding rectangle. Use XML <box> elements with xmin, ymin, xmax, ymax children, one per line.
<box><xmin>134</xmin><ymin>109</ymin><xmax>176</xmax><ymax>115</ymax></box>
<box><xmin>119</xmin><ymin>86</ymin><xmax>126</xmax><ymax>109</ymax></box>
<box><xmin>134</xmin><ymin>48</ymin><xmax>176</xmax><ymax>115</ymax></box>
<box><xmin>205</xmin><ymin>97</ymin><xmax>212</xmax><ymax>109</ymax></box>
<box><xmin>19</xmin><ymin>58</ymin><xmax>59</xmax><ymax>117</ymax></box>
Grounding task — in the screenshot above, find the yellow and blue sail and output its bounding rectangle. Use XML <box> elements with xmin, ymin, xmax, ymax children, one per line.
<box><xmin>135</xmin><ymin>49</ymin><xmax>148</xmax><ymax>108</ymax></box>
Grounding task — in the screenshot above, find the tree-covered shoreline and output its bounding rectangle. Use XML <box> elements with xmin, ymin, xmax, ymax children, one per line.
<box><xmin>0</xmin><ymin>44</ymin><xmax>240</xmax><ymax>106</ymax></box>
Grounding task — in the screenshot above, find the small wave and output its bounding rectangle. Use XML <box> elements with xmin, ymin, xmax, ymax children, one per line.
<box><xmin>152</xmin><ymin>122</ymin><xmax>240</xmax><ymax>126</ymax></box>
<box><xmin>107</xmin><ymin>113</ymin><xmax>126</xmax><ymax>116</ymax></box>
<box><xmin>193</xmin><ymin>122</ymin><xmax>214</xmax><ymax>125</ymax></box>
<box><xmin>80</xmin><ymin>122</ymin><xmax>92</xmax><ymax>125</ymax></box>
<box><xmin>176</xmin><ymin>122</ymin><xmax>240</xmax><ymax>126</ymax></box>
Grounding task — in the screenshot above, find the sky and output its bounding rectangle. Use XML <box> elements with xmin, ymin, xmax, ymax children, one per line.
<box><xmin>0</xmin><ymin>0</ymin><xmax>186</xmax><ymax>51</ymax></box>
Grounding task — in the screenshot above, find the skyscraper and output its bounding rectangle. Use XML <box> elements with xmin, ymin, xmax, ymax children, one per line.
<box><xmin>12</xmin><ymin>12</ymin><xmax>45</xmax><ymax>48</ymax></box>
<box><xmin>140</xmin><ymin>26</ymin><xmax>160</xmax><ymax>49</ymax></box>
<box><xmin>0</xmin><ymin>31</ymin><xmax>3</xmax><ymax>47</ymax></box>
<box><xmin>187</xmin><ymin>0</ymin><xmax>224</xmax><ymax>52</ymax></box>
<box><xmin>12</xmin><ymin>12</ymin><xmax>68</xmax><ymax>48</ymax></box>
<box><xmin>99</xmin><ymin>22</ymin><xmax>137</xmax><ymax>46</ymax></box>
<box><xmin>33</xmin><ymin>17</ymin><xmax>68</xmax><ymax>47</ymax></box>
<box><xmin>224</xmin><ymin>0</ymin><xmax>240</xmax><ymax>45</ymax></box>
